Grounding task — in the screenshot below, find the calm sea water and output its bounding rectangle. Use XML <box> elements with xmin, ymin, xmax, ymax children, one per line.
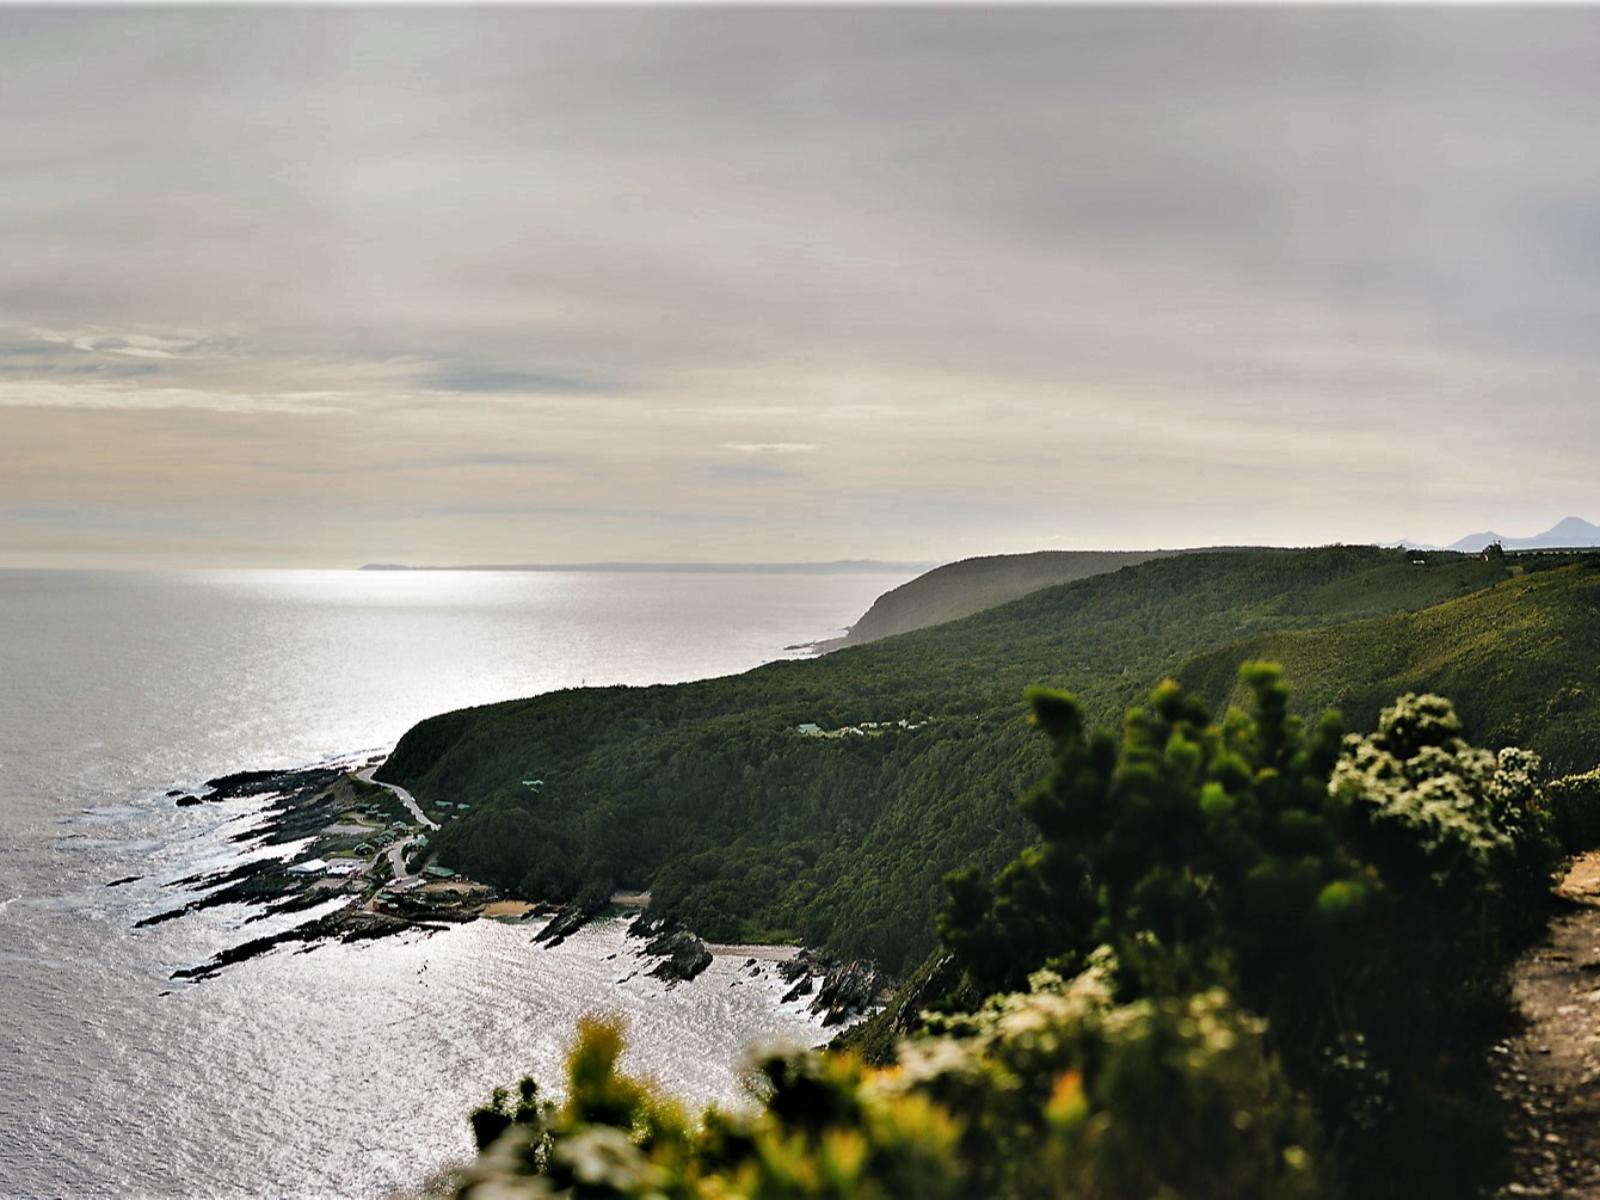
<box><xmin>0</xmin><ymin>568</ymin><xmax>911</xmax><ymax>1198</ymax></box>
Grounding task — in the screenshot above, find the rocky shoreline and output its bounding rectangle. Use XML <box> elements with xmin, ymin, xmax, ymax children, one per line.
<box><xmin>132</xmin><ymin>761</ymin><xmax>894</xmax><ymax>1028</ymax></box>
<box><xmin>138</xmin><ymin>761</ymin><xmax>471</xmax><ymax>980</ymax></box>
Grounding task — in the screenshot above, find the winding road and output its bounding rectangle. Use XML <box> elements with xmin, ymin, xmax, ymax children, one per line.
<box><xmin>356</xmin><ymin>766</ymin><xmax>439</xmax><ymax>830</ymax></box>
<box><xmin>383</xmin><ymin>837</ymin><xmax>421</xmax><ymax>887</ymax></box>
<box><xmin>356</xmin><ymin>766</ymin><xmax>439</xmax><ymax>889</ymax></box>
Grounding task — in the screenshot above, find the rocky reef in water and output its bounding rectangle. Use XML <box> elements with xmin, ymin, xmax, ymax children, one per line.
<box><xmin>626</xmin><ymin>912</ymin><xmax>713</xmax><ymax>985</ymax></box>
<box><xmin>775</xmin><ymin>950</ymin><xmax>892</xmax><ymax>1026</ymax></box>
<box><xmin>133</xmin><ymin>761</ymin><xmax>493</xmax><ymax>981</ymax></box>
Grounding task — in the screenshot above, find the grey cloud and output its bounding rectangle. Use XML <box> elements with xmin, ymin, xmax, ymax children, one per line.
<box><xmin>1</xmin><ymin>8</ymin><xmax>1597</xmax><ymax>564</ymax></box>
<box><xmin>705</xmin><ymin>463</ymin><xmax>792</xmax><ymax>482</ymax></box>
<box><xmin>387</xmin><ymin>453</ymin><xmax>567</xmax><ymax>471</ymax></box>
<box><xmin>4</xmin><ymin>505</ymin><xmax>210</xmax><ymax>535</ymax></box>
<box><xmin>400</xmin><ymin>504</ymin><xmax>754</xmax><ymax>526</ymax></box>
<box><xmin>418</xmin><ymin>366</ymin><xmax>617</xmax><ymax>395</ymax></box>
<box><xmin>723</xmin><ymin>443</ymin><xmax>819</xmax><ymax>455</ymax></box>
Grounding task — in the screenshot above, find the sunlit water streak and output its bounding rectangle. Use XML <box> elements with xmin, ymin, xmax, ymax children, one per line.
<box><xmin>0</xmin><ymin>568</ymin><xmax>909</xmax><ymax>1198</ymax></box>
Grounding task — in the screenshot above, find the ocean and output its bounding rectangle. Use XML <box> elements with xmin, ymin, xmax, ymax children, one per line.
<box><xmin>0</xmin><ymin>567</ymin><xmax>911</xmax><ymax>1198</ymax></box>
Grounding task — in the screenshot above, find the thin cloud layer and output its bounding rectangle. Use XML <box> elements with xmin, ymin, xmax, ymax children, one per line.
<box><xmin>1</xmin><ymin>8</ymin><xmax>1597</xmax><ymax>566</ymax></box>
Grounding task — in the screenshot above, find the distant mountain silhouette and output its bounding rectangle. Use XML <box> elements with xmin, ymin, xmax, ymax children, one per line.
<box><xmin>1445</xmin><ymin>530</ymin><xmax>1511</xmax><ymax>553</ymax></box>
<box><xmin>1435</xmin><ymin>517</ymin><xmax>1600</xmax><ymax>552</ymax></box>
<box><xmin>1533</xmin><ymin>516</ymin><xmax>1600</xmax><ymax>546</ymax></box>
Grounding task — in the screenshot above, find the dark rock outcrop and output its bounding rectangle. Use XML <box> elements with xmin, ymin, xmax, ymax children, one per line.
<box><xmin>627</xmin><ymin>910</ymin><xmax>664</xmax><ymax>939</ymax></box>
<box><xmin>170</xmin><ymin>909</ymin><xmax>429</xmax><ymax>981</ymax></box>
<box><xmin>809</xmin><ymin>959</ymin><xmax>889</xmax><ymax>1026</ymax></box>
<box><xmin>626</xmin><ymin>911</ymin><xmax>712</xmax><ymax>985</ymax></box>
<box><xmin>644</xmin><ymin>927</ymin><xmax>712</xmax><ymax>985</ymax></box>
<box><xmin>772</xmin><ymin>948</ymin><xmax>893</xmax><ymax>1024</ymax></box>
<box><xmin>533</xmin><ymin>903</ymin><xmax>593</xmax><ymax>948</ymax></box>
<box><xmin>203</xmin><ymin>768</ymin><xmax>291</xmax><ymax>796</ymax></box>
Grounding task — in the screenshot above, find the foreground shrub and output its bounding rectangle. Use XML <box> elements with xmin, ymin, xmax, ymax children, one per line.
<box><xmin>455</xmin><ymin>966</ymin><xmax>1325</xmax><ymax>1200</ymax></box>
<box><xmin>1546</xmin><ymin>767</ymin><xmax>1600</xmax><ymax>852</ymax></box>
<box><xmin>940</xmin><ymin>668</ymin><xmax>1559</xmax><ymax>1196</ymax></box>
<box><xmin>451</xmin><ymin>670</ymin><xmax>1558</xmax><ymax>1199</ymax></box>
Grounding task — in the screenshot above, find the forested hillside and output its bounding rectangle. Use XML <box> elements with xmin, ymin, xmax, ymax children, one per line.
<box><xmin>378</xmin><ymin>547</ymin><xmax>1600</xmax><ymax>971</ymax></box>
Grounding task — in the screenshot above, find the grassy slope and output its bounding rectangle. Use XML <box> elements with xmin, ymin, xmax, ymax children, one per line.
<box><xmin>379</xmin><ymin>547</ymin><xmax>1562</xmax><ymax>970</ymax></box>
<box><xmin>1180</xmin><ymin>559</ymin><xmax>1600</xmax><ymax>774</ymax></box>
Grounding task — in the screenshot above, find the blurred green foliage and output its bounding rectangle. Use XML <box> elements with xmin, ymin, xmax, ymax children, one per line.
<box><xmin>456</xmin><ymin>972</ymin><xmax>1325</xmax><ymax>1200</ymax></box>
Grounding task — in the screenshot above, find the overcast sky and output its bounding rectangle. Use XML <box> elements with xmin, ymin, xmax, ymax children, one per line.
<box><xmin>3</xmin><ymin>6</ymin><xmax>1598</xmax><ymax>567</ymax></box>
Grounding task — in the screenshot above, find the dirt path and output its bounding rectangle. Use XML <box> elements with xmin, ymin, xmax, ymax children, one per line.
<box><xmin>1497</xmin><ymin>851</ymin><xmax>1600</xmax><ymax>1197</ymax></box>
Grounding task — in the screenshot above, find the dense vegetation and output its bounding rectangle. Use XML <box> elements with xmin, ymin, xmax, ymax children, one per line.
<box><xmin>451</xmin><ymin>672</ymin><xmax>1561</xmax><ymax>1198</ymax></box>
<box><xmin>1548</xmin><ymin>767</ymin><xmax>1600</xmax><ymax>852</ymax></box>
<box><xmin>382</xmin><ymin>548</ymin><xmax>1599</xmax><ymax>972</ymax></box>
<box><xmin>936</xmin><ymin>672</ymin><xmax>1557</xmax><ymax>1196</ymax></box>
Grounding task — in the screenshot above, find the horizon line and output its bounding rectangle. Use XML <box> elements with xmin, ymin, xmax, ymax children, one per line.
<box><xmin>357</xmin><ymin>560</ymin><xmax>941</xmax><ymax>574</ymax></box>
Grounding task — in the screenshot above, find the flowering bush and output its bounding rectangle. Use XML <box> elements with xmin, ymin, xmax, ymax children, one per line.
<box><xmin>938</xmin><ymin>669</ymin><xmax>1559</xmax><ymax>1196</ymax></box>
<box><xmin>456</xmin><ymin>966</ymin><xmax>1324</xmax><ymax>1200</ymax></box>
<box><xmin>1333</xmin><ymin>693</ymin><xmax>1556</xmax><ymax>909</ymax></box>
<box><xmin>1546</xmin><ymin>767</ymin><xmax>1600</xmax><ymax>852</ymax></box>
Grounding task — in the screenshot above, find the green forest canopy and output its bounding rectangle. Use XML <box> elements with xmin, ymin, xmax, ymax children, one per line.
<box><xmin>381</xmin><ymin>546</ymin><xmax>1600</xmax><ymax>971</ymax></box>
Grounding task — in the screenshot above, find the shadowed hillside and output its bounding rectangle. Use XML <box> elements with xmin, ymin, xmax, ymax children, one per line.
<box><xmin>840</xmin><ymin>549</ymin><xmax>1173</xmax><ymax>645</ymax></box>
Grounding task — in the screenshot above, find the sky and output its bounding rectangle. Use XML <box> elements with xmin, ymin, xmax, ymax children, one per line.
<box><xmin>2</xmin><ymin>6</ymin><xmax>1599</xmax><ymax>568</ymax></box>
